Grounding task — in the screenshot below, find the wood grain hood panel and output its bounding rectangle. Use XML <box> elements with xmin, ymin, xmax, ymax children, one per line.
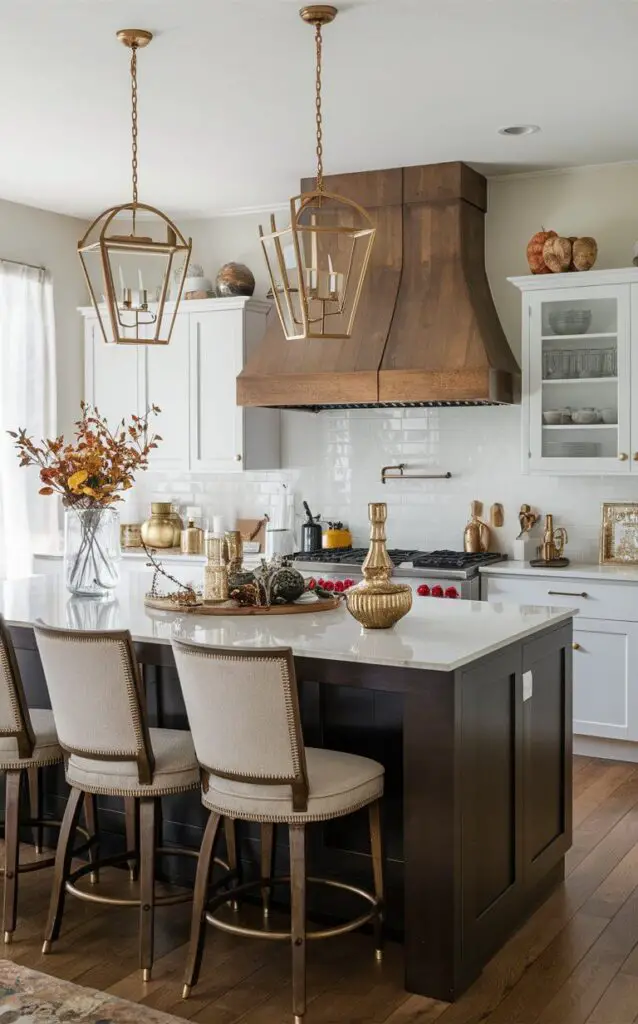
<box><xmin>237</xmin><ymin>162</ymin><xmax>519</xmax><ymax>410</ymax></box>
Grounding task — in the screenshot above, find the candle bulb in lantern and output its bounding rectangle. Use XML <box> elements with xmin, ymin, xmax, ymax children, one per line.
<box><xmin>328</xmin><ymin>254</ymin><xmax>338</xmax><ymax>298</ymax></box>
<box><xmin>137</xmin><ymin>269</ymin><xmax>148</xmax><ymax>309</ymax></box>
<box><xmin>118</xmin><ymin>265</ymin><xmax>126</xmax><ymax>305</ymax></box>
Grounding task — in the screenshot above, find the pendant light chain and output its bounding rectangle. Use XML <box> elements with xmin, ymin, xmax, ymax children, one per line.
<box><xmin>130</xmin><ymin>43</ymin><xmax>139</xmax><ymax>232</ymax></box>
<box><xmin>315</xmin><ymin>22</ymin><xmax>324</xmax><ymax>193</ymax></box>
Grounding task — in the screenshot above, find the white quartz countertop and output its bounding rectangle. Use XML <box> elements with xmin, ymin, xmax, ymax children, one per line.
<box><xmin>1</xmin><ymin>570</ymin><xmax>572</xmax><ymax>673</ymax></box>
<box><xmin>480</xmin><ymin>560</ymin><xmax>638</xmax><ymax>584</ymax></box>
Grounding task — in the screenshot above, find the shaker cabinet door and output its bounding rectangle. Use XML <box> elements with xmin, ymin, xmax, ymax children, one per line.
<box><xmin>572</xmin><ymin>619</ymin><xmax>638</xmax><ymax>741</ymax></box>
<box><xmin>84</xmin><ymin>317</ymin><xmax>141</xmax><ymax>426</ymax></box>
<box><xmin>189</xmin><ymin>311</ymin><xmax>245</xmax><ymax>472</ymax></box>
<box><xmin>140</xmin><ymin>313</ymin><xmax>190</xmax><ymax>472</ymax></box>
<box><xmin>526</xmin><ymin>284</ymin><xmax>631</xmax><ymax>475</ymax></box>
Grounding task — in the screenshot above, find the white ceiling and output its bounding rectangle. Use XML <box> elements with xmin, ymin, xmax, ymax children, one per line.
<box><xmin>1</xmin><ymin>0</ymin><xmax>637</xmax><ymax>219</ymax></box>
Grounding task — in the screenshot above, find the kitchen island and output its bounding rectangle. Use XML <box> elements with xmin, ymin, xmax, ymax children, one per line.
<box><xmin>1</xmin><ymin>570</ymin><xmax>573</xmax><ymax>1002</ymax></box>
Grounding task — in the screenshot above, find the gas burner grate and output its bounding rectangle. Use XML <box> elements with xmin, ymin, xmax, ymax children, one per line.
<box><xmin>292</xmin><ymin>548</ymin><xmax>424</xmax><ymax>566</ymax></box>
<box><xmin>412</xmin><ymin>550</ymin><xmax>506</xmax><ymax>570</ymax></box>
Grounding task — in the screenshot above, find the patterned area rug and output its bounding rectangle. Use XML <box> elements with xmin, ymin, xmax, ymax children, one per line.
<box><xmin>0</xmin><ymin>960</ymin><xmax>181</xmax><ymax>1024</ymax></box>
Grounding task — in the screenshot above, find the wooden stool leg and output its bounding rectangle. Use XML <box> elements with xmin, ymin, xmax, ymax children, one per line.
<box><xmin>369</xmin><ymin>799</ymin><xmax>384</xmax><ymax>960</ymax></box>
<box><xmin>182</xmin><ymin>810</ymin><xmax>221</xmax><ymax>998</ymax></box>
<box><xmin>83</xmin><ymin>793</ymin><xmax>99</xmax><ymax>884</ymax></box>
<box><xmin>124</xmin><ymin>797</ymin><xmax>139</xmax><ymax>881</ymax></box>
<box><xmin>139</xmin><ymin>797</ymin><xmax>156</xmax><ymax>981</ymax></box>
<box><xmin>224</xmin><ymin>817</ymin><xmax>240</xmax><ymax>912</ymax></box>
<box><xmin>260</xmin><ymin>822</ymin><xmax>274</xmax><ymax>918</ymax></box>
<box><xmin>289</xmin><ymin>823</ymin><xmax>306</xmax><ymax>1024</ymax></box>
<box><xmin>42</xmin><ymin>786</ymin><xmax>83</xmax><ymax>951</ymax></box>
<box><xmin>26</xmin><ymin>766</ymin><xmax>43</xmax><ymax>854</ymax></box>
<box><xmin>3</xmin><ymin>771</ymin><xmax>22</xmax><ymax>943</ymax></box>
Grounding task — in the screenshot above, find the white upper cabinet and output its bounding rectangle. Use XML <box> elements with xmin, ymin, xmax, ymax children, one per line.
<box><xmin>81</xmin><ymin>297</ymin><xmax>280</xmax><ymax>473</ymax></box>
<box><xmin>509</xmin><ymin>268</ymin><xmax>638</xmax><ymax>475</ymax></box>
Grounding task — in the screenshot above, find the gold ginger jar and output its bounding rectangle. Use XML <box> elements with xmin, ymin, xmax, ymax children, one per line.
<box><xmin>141</xmin><ymin>502</ymin><xmax>176</xmax><ymax>549</ymax></box>
<box><xmin>345</xmin><ymin>503</ymin><xmax>412</xmax><ymax>629</ymax></box>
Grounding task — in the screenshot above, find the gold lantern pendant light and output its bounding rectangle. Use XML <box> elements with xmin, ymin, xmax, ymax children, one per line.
<box><xmin>78</xmin><ymin>30</ymin><xmax>192</xmax><ymax>345</ymax></box>
<box><xmin>260</xmin><ymin>5</ymin><xmax>375</xmax><ymax>341</ymax></box>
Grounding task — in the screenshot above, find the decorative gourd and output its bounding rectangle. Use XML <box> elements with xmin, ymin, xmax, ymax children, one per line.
<box><xmin>526</xmin><ymin>230</ymin><xmax>557</xmax><ymax>274</ymax></box>
<box><xmin>271</xmin><ymin>567</ymin><xmax>306</xmax><ymax>604</ymax></box>
<box><xmin>571</xmin><ymin>236</ymin><xmax>598</xmax><ymax>272</ymax></box>
<box><xmin>543</xmin><ymin>236</ymin><xmax>572</xmax><ymax>273</ymax></box>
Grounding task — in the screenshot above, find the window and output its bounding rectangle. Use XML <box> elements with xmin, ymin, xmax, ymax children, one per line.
<box><xmin>0</xmin><ymin>262</ymin><xmax>57</xmax><ymax>579</ymax></box>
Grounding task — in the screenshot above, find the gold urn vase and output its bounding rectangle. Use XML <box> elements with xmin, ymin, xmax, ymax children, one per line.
<box><xmin>345</xmin><ymin>503</ymin><xmax>412</xmax><ymax>629</ymax></box>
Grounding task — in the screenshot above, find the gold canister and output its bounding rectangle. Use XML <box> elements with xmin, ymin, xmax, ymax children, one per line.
<box><xmin>120</xmin><ymin>523</ymin><xmax>142</xmax><ymax>549</ymax></box>
<box><xmin>345</xmin><ymin>503</ymin><xmax>412</xmax><ymax>629</ymax></box>
<box><xmin>224</xmin><ymin>530</ymin><xmax>243</xmax><ymax>574</ymax></box>
<box><xmin>204</xmin><ymin>535</ymin><xmax>229</xmax><ymax>603</ymax></box>
<box><xmin>181</xmin><ymin>519</ymin><xmax>204</xmax><ymax>555</ymax></box>
<box><xmin>141</xmin><ymin>502</ymin><xmax>176</xmax><ymax>549</ymax></box>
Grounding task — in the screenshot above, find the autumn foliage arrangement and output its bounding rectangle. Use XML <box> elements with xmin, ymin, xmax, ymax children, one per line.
<box><xmin>9</xmin><ymin>402</ymin><xmax>162</xmax><ymax>595</ymax></box>
<box><xmin>9</xmin><ymin>401</ymin><xmax>162</xmax><ymax>509</ymax></box>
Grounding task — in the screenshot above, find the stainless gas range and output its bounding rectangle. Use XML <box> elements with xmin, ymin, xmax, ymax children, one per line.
<box><xmin>292</xmin><ymin>549</ymin><xmax>507</xmax><ymax>600</ymax></box>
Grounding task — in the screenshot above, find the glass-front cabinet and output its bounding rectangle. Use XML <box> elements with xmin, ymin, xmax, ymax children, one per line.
<box><xmin>510</xmin><ymin>269</ymin><xmax>638</xmax><ymax>474</ymax></box>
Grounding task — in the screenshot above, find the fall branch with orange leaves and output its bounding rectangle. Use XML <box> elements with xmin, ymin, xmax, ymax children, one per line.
<box><xmin>8</xmin><ymin>401</ymin><xmax>163</xmax><ymax>508</ymax></box>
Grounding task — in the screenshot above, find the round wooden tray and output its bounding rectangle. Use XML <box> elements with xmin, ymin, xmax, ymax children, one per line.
<box><xmin>144</xmin><ymin>596</ymin><xmax>343</xmax><ymax>616</ymax></box>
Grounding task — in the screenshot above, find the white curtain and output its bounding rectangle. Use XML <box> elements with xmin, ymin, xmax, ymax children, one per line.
<box><xmin>0</xmin><ymin>263</ymin><xmax>57</xmax><ymax>579</ymax></box>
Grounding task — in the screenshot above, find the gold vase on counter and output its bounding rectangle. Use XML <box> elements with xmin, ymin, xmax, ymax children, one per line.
<box><xmin>141</xmin><ymin>502</ymin><xmax>176</xmax><ymax>549</ymax></box>
<box><xmin>345</xmin><ymin>503</ymin><xmax>412</xmax><ymax>629</ymax></box>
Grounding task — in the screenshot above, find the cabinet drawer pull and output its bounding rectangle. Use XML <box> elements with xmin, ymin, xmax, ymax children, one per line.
<box><xmin>547</xmin><ymin>590</ymin><xmax>589</xmax><ymax>598</ymax></box>
<box><xmin>619</xmin><ymin>453</ymin><xmax>629</xmax><ymax>461</ymax></box>
<box><xmin>572</xmin><ymin>642</ymin><xmax>581</xmax><ymax>651</ymax></box>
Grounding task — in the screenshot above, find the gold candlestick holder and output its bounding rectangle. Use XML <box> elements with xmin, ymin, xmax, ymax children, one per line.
<box><xmin>345</xmin><ymin>503</ymin><xmax>412</xmax><ymax>629</ymax></box>
<box><xmin>204</xmin><ymin>536</ymin><xmax>229</xmax><ymax>603</ymax></box>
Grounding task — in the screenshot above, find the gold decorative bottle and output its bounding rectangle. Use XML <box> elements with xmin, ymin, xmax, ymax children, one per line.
<box><xmin>345</xmin><ymin>503</ymin><xmax>412</xmax><ymax>629</ymax></box>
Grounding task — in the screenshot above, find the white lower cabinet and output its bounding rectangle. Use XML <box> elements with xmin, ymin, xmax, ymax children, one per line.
<box><xmin>484</xmin><ymin>572</ymin><xmax>638</xmax><ymax>744</ymax></box>
<box><xmin>81</xmin><ymin>297</ymin><xmax>280</xmax><ymax>472</ymax></box>
<box><xmin>572</xmin><ymin>619</ymin><xmax>638</xmax><ymax>741</ymax></box>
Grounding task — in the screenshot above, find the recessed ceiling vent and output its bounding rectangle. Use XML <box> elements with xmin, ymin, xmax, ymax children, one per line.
<box><xmin>237</xmin><ymin>161</ymin><xmax>520</xmax><ymax>410</ymax></box>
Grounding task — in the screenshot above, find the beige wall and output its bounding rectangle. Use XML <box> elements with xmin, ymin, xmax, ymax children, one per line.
<box><xmin>486</xmin><ymin>162</ymin><xmax>638</xmax><ymax>361</ymax></box>
<box><xmin>0</xmin><ymin>198</ymin><xmax>88</xmax><ymax>438</ymax></box>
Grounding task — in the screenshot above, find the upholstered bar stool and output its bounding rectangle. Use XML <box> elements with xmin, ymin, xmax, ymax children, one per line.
<box><xmin>0</xmin><ymin>616</ymin><xmax>80</xmax><ymax>943</ymax></box>
<box><xmin>33</xmin><ymin>622</ymin><xmax>226</xmax><ymax>980</ymax></box>
<box><xmin>172</xmin><ymin>640</ymin><xmax>385</xmax><ymax>1024</ymax></box>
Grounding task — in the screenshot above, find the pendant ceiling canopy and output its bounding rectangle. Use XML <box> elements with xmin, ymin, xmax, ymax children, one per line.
<box><xmin>78</xmin><ymin>30</ymin><xmax>192</xmax><ymax>346</ymax></box>
<box><xmin>259</xmin><ymin>5</ymin><xmax>375</xmax><ymax>342</ymax></box>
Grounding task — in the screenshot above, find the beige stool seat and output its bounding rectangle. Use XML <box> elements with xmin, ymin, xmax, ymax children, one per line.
<box><xmin>203</xmin><ymin>746</ymin><xmax>383</xmax><ymax>823</ymax></box>
<box><xmin>67</xmin><ymin>727</ymin><xmax>200</xmax><ymax>796</ymax></box>
<box><xmin>0</xmin><ymin>709</ymin><xmax>62</xmax><ymax>770</ymax></box>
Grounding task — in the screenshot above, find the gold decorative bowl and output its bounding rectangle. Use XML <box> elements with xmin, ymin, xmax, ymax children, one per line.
<box><xmin>345</xmin><ymin>580</ymin><xmax>413</xmax><ymax>630</ymax></box>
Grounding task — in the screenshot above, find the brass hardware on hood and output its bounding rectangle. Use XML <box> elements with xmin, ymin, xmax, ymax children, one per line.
<box><xmin>238</xmin><ymin>161</ymin><xmax>520</xmax><ymax>410</ymax></box>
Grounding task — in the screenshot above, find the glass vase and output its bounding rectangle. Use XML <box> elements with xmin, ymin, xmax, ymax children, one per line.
<box><xmin>64</xmin><ymin>507</ymin><xmax>121</xmax><ymax>596</ymax></box>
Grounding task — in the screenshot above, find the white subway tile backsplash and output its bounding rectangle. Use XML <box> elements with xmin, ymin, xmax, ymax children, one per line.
<box><xmin>128</xmin><ymin>404</ymin><xmax>638</xmax><ymax>560</ymax></box>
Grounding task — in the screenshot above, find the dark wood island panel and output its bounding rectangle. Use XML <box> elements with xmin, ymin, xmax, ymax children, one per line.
<box><xmin>5</xmin><ymin>619</ymin><xmax>572</xmax><ymax>1002</ymax></box>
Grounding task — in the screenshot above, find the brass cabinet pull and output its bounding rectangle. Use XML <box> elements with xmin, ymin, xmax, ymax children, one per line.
<box><xmin>548</xmin><ymin>590</ymin><xmax>589</xmax><ymax>598</ymax></box>
<box><xmin>234</xmin><ymin>454</ymin><xmax>242</xmax><ymax>462</ymax></box>
<box><xmin>618</xmin><ymin>453</ymin><xmax>629</xmax><ymax>461</ymax></box>
<box><xmin>634</xmin><ymin>453</ymin><xmax>638</xmax><ymax>462</ymax></box>
<box><xmin>572</xmin><ymin>642</ymin><xmax>582</xmax><ymax>651</ymax></box>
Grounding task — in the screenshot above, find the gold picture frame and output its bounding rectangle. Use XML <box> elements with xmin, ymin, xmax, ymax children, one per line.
<box><xmin>600</xmin><ymin>502</ymin><xmax>638</xmax><ymax>564</ymax></box>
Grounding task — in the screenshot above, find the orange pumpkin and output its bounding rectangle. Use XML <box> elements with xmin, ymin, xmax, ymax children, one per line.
<box><xmin>527</xmin><ymin>230</ymin><xmax>557</xmax><ymax>274</ymax></box>
<box><xmin>543</xmin><ymin>236</ymin><xmax>572</xmax><ymax>273</ymax></box>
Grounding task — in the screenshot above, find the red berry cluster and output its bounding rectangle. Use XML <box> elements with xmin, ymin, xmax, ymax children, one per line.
<box><xmin>416</xmin><ymin>584</ymin><xmax>459</xmax><ymax>599</ymax></box>
<box><xmin>307</xmin><ymin>577</ymin><xmax>356</xmax><ymax>593</ymax></box>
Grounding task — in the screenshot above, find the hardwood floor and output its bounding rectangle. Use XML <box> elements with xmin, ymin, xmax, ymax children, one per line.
<box><xmin>4</xmin><ymin>755</ymin><xmax>638</xmax><ymax>1022</ymax></box>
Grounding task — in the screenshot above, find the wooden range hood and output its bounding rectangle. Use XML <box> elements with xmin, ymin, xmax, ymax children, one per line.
<box><xmin>237</xmin><ymin>161</ymin><xmax>520</xmax><ymax>410</ymax></box>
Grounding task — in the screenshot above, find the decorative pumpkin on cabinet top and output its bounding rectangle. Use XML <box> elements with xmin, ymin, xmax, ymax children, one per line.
<box><xmin>526</xmin><ymin>229</ymin><xmax>598</xmax><ymax>274</ymax></box>
<box><xmin>526</xmin><ymin>229</ymin><xmax>557</xmax><ymax>274</ymax></box>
